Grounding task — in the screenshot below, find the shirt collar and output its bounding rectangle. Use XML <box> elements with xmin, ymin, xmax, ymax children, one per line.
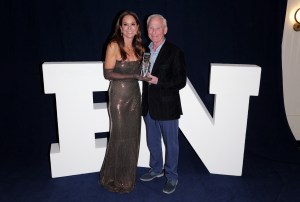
<box><xmin>148</xmin><ymin>39</ymin><xmax>166</xmax><ymax>52</ymax></box>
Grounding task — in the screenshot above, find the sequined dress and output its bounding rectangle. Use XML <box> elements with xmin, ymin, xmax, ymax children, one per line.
<box><xmin>100</xmin><ymin>60</ymin><xmax>141</xmax><ymax>193</ymax></box>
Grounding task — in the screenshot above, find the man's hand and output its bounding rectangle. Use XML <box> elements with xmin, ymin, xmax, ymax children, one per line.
<box><xmin>147</xmin><ymin>73</ymin><xmax>158</xmax><ymax>85</ymax></box>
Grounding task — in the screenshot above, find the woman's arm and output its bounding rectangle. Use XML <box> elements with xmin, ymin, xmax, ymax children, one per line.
<box><xmin>103</xmin><ymin>42</ymin><xmax>139</xmax><ymax>80</ymax></box>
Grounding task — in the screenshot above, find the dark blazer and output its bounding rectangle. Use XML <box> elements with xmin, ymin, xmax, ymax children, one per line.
<box><xmin>142</xmin><ymin>40</ymin><xmax>187</xmax><ymax>120</ymax></box>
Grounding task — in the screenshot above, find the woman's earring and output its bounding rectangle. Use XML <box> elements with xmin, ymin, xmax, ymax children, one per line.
<box><xmin>121</xmin><ymin>32</ymin><xmax>123</xmax><ymax>36</ymax></box>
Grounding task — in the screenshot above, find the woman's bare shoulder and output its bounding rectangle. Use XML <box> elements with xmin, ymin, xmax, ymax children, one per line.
<box><xmin>107</xmin><ymin>41</ymin><xmax>119</xmax><ymax>51</ymax></box>
<box><xmin>106</xmin><ymin>41</ymin><xmax>122</xmax><ymax>60</ymax></box>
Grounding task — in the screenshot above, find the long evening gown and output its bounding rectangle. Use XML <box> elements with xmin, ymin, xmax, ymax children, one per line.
<box><xmin>100</xmin><ymin>60</ymin><xmax>141</xmax><ymax>193</ymax></box>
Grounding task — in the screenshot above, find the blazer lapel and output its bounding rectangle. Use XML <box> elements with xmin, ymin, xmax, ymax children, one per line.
<box><xmin>151</xmin><ymin>42</ymin><xmax>169</xmax><ymax>75</ymax></box>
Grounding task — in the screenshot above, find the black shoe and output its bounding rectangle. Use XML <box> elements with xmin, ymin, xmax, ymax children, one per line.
<box><xmin>140</xmin><ymin>170</ymin><xmax>164</xmax><ymax>181</ymax></box>
<box><xmin>163</xmin><ymin>179</ymin><xmax>178</xmax><ymax>194</ymax></box>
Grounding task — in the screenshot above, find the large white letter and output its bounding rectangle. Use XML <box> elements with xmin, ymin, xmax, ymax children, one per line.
<box><xmin>180</xmin><ymin>64</ymin><xmax>261</xmax><ymax>176</ymax></box>
<box><xmin>43</xmin><ymin>62</ymin><xmax>261</xmax><ymax>178</ymax></box>
<box><xmin>43</xmin><ymin>62</ymin><xmax>109</xmax><ymax>178</ymax></box>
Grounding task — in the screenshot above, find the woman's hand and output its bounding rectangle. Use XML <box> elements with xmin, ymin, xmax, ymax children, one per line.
<box><xmin>134</xmin><ymin>74</ymin><xmax>152</xmax><ymax>81</ymax></box>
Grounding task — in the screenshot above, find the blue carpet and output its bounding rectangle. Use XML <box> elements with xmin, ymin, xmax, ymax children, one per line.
<box><xmin>1</xmin><ymin>133</ymin><xmax>300</xmax><ymax>202</ymax></box>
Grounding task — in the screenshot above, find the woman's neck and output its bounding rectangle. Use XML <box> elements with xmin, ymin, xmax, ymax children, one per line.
<box><xmin>124</xmin><ymin>38</ymin><xmax>133</xmax><ymax>49</ymax></box>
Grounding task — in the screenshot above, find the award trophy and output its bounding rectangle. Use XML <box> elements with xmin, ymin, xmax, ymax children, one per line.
<box><xmin>140</xmin><ymin>52</ymin><xmax>151</xmax><ymax>77</ymax></box>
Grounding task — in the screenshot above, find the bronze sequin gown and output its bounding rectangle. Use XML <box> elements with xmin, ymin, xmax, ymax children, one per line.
<box><xmin>100</xmin><ymin>60</ymin><xmax>141</xmax><ymax>193</ymax></box>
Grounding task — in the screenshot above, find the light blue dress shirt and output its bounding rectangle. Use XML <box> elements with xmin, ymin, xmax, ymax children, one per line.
<box><xmin>148</xmin><ymin>39</ymin><xmax>166</xmax><ymax>73</ymax></box>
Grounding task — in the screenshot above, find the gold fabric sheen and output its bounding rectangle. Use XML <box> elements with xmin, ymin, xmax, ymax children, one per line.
<box><xmin>100</xmin><ymin>60</ymin><xmax>141</xmax><ymax>193</ymax></box>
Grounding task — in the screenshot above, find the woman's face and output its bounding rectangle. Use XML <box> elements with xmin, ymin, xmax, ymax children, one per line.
<box><xmin>120</xmin><ymin>15</ymin><xmax>138</xmax><ymax>39</ymax></box>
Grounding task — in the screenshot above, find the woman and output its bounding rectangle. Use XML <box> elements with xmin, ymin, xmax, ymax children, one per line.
<box><xmin>99</xmin><ymin>11</ymin><xmax>149</xmax><ymax>193</ymax></box>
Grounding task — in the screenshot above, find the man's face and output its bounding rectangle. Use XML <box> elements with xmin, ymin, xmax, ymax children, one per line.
<box><xmin>147</xmin><ymin>17</ymin><xmax>167</xmax><ymax>44</ymax></box>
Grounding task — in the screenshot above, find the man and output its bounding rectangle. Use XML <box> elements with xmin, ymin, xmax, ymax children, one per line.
<box><xmin>140</xmin><ymin>14</ymin><xmax>187</xmax><ymax>194</ymax></box>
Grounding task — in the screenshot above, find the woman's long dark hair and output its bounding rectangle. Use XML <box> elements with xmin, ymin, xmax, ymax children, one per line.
<box><xmin>110</xmin><ymin>11</ymin><xmax>144</xmax><ymax>61</ymax></box>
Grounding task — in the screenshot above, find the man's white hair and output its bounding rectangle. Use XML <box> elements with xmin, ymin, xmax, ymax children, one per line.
<box><xmin>147</xmin><ymin>14</ymin><xmax>168</xmax><ymax>28</ymax></box>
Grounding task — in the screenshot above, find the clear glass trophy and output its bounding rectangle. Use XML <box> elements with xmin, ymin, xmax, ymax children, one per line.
<box><xmin>140</xmin><ymin>52</ymin><xmax>151</xmax><ymax>77</ymax></box>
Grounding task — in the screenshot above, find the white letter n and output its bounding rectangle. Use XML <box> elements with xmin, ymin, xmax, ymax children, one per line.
<box><xmin>180</xmin><ymin>63</ymin><xmax>261</xmax><ymax>176</ymax></box>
